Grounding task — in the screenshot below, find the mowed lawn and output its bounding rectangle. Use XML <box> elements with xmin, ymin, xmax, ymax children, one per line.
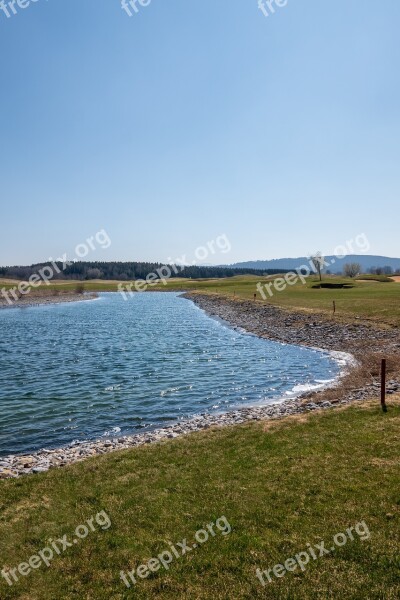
<box><xmin>0</xmin><ymin>400</ymin><xmax>399</xmax><ymax>599</ymax></box>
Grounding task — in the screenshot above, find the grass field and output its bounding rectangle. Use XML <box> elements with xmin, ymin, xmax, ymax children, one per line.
<box><xmin>0</xmin><ymin>400</ymin><xmax>399</xmax><ymax>599</ymax></box>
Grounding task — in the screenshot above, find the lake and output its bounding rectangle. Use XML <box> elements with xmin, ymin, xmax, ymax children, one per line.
<box><xmin>0</xmin><ymin>292</ymin><xmax>340</xmax><ymax>456</ymax></box>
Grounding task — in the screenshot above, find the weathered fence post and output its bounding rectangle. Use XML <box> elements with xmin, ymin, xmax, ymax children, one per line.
<box><xmin>381</xmin><ymin>359</ymin><xmax>387</xmax><ymax>412</ymax></box>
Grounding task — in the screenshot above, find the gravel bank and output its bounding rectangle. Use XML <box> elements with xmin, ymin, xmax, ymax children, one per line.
<box><xmin>0</xmin><ymin>292</ymin><xmax>98</xmax><ymax>310</ymax></box>
<box><xmin>187</xmin><ymin>293</ymin><xmax>400</xmax><ymax>354</ymax></box>
<box><xmin>1</xmin><ymin>292</ymin><xmax>399</xmax><ymax>480</ymax></box>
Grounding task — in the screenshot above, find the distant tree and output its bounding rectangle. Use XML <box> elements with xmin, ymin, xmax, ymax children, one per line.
<box><xmin>382</xmin><ymin>266</ymin><xmax>393</xmax><ymax>275</ymax></box>
<box><xmin>343</xmin><ymin>263</ymin><xmax>361</xmax><ymax>278</ymax></box>
<box><xmin>86</xmin><ymin>268</ymin><xmax>102</xmax><ymax>279</ymax></box>
<box><xmin>310</xmin><ymin>252</ymin><xmax>324</xmax><ymax>282</ymax></box>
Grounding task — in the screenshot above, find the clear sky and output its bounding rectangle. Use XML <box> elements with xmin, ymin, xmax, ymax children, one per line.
<box><xmin>1</xmin><ymin>0</ymin><xmax>399</xmax><ymax>266</ymax></box>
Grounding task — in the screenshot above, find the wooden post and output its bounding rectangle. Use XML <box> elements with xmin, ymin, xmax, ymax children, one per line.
<box><xmin>254</xmin><ymin>293</ymin><xmax>256</xmax><ymax>301</ymax></box>
<box><xmin>333</xmin><ymin>300</ymin><xmax>336</xmax><ymax>314</ymax></box>
<box><xmin>381</xmin><ymin>359</ymin><xmax>387</xmax><ymax>412</ymax></box>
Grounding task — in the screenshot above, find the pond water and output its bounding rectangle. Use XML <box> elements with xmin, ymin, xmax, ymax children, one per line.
<box><xmin>0</xmin><ymin>292</ymin><xmax>340</xmax><ymax>456</ymax></box>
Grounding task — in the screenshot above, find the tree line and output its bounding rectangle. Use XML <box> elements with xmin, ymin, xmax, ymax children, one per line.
<box><xmin>0</xmin><ymin>262</ymin><xmax>286</xmax><ymax>281</ymax></box>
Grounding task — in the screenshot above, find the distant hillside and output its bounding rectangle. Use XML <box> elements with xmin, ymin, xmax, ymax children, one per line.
<box><xmin>224</xmin><ymin>255</ymin><xmax>400</xmax><ymax>275</ymax></box>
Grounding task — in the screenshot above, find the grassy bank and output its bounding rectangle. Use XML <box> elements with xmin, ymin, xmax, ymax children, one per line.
<box><xmin>0</xmin><ymin>400</ymin><xmax>399</xmax><ymax>599</ymax></box>
<box><xmin>155</xmin><ymin>275</ymin><xmax>400</xmax><ymax>325</ymax></box>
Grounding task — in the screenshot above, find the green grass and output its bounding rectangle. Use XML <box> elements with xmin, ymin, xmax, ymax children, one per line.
<box><xmin>0</xmin><ymin>400</ymin><xmax>399</xmax><ymax>599</ymax></box>
<box><xmin>0</xmin><ymin>281</ymin><xmax>124</xmax><ymax>292</ymax></box>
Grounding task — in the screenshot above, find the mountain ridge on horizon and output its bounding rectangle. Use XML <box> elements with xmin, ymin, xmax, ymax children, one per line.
<box><xmin>222</xmin><ymin>255</ymin><xmax>400</xmax><ymax>274</ymax></box>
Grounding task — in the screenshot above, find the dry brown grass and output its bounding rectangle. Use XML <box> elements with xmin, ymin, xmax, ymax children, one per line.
<box><xmin>301</xmin><ymin>350</ymin><xmax>400</xmax><ymax>407</ymax></box>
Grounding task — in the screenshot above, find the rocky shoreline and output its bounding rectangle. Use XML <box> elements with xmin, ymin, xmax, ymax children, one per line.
<box><xmin>1</xmin><ymin>292</ymin><xmax>399</xmax><ymax>480</ymax></box>
<box><xmin>187</xmin><ymin>293</ymin><xmax>400</xmax><ymax>354</ymax></box>
<box><xmin>0</xmin><ymin>291</ymin><xmax>98</xmax><ymax>310</ymax></box>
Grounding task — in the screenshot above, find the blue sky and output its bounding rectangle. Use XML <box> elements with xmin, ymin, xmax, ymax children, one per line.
<box><xmin>1</xmin><ymin>0</ymin><xmax>399</xmax><ymax>265</ymax></box>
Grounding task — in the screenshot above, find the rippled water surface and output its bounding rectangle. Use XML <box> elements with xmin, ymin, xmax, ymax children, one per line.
<box><xmin>0</xmin><ymin>293</ymin><xmax>340</xmax><ymax>455</ymax></box>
